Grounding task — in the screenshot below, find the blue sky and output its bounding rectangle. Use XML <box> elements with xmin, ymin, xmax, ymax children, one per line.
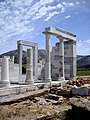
<box><xmin>0</xmin><ymin>0</ymin><xmax>90</xmax><ymax>55</ymax></box>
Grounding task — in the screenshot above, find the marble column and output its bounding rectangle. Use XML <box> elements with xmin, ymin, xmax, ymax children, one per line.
<box><xmin>0</xmin><ymin>56</ymin><xmax>10</xmax><ymax>87</ymax></box>
<box><xmin>26</xmin><ymin>49</ymin><xmax>33</xmax><ymax>84</ymax></box>
<box><xmin>32</xmin><ymin>46</ymin><xmax>38</xmax><ymax>81</ymax></box>
<box><xmin>58</xmin><ymin>37</ymin><xmax>65</xmax><ymax>81</ymax></box>
<box><xmin>45</xmin><ymin>34</ymin><xmax>51</xmax><ymax>82</ymax></box>
<box><xmin>18</xmin><ymin>44</ymin><xmax>23</xmax><ymax>83</ymax></box>
<box><xmin>71</xmin><ymin>40</ymin><xmax>76</xmax><ymax>80</ymax></box>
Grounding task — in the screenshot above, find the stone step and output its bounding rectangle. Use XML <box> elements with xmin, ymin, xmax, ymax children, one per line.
<box><xmin>45</xmin><ymin>94</ymin><xmax>59</xmax><ymax>101</ymax></box>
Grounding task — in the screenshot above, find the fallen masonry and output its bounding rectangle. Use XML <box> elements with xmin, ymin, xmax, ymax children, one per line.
<box><xmin>0</xmin><ymin>78</ymin><xmax>90</xmax><ymax>120</ymax></box>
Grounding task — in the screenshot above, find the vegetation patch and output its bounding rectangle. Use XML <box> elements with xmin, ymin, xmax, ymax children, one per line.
<box><xmin>77</xmin><ymin>68</ymin><xmax>90</xmax><ymax>76</ymax></box>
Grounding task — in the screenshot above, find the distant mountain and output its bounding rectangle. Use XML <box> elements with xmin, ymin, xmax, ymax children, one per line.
<box><xmin>0</xmin><ymin>49</ymin><xmax>46</xmax><ymax>64</ymax></box>
<box><xmin>0</xmin><ymin>50</ymin><xmax>27</xmax><ymax>64</ymax></box>
<box><xmin>0</xmin><ymin>50</ymin><xmax>90</xmax><ymax>68</ymax></box>
<box><xmin>77</xmin><ymin>55</ymin><xmax>90</xmax><ymax>68</ymax></box>
<box><xmin>77</xmin><ymin>55</ymin><xmax>84</xmax><ymax>60</ymax></box>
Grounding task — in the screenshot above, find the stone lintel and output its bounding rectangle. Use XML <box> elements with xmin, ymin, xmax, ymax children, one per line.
<box><xmin>17</xmin><ymin>40</ymin><xmax>38</xmax><ymax>47</ymax></box>
<box><xmin>43</xmin><ymin>27</ymin><xmax>76</xmax><ymax>41</ymax></box>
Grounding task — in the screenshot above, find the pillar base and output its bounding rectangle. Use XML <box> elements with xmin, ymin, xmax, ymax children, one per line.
<box><xmin>45</xmin><ymin>78</ymin><xmax>51</xmax><ymax>83</ymax></box>
<box><xmin>18</xmin><ymin>80</ymin><xmax>25</xmax><ymax>85</ymax></box>
<box><xmin>0</xmin><ymin>81</ymin><xmax>10</xmax><ymax>87</ymax></box>
<box><xmin>72</xmin><ymin>77</ymin><xmax>76</xmax><ymax>80</ymax></box>
<box><xmin>58</xmin><ymin>77</ymin><xmax>65</xmax><ymax>81</ymax></box>
<box><xmin>25</xmin><ymin>80</ymin><xmax>34</xmax><ymax>85</ymax></box>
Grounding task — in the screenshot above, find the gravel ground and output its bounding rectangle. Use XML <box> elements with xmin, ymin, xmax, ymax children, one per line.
<box><xmin>0</xmin><ymin>95</ymin><xmax>71</xmax><ymax>120</ymax></box>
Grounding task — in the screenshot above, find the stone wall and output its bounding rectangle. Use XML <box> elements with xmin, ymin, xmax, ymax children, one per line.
<box><xmin>51</xmin><ymin>41</ymin><xmax>76</xmax><ymax>80</ymax></box>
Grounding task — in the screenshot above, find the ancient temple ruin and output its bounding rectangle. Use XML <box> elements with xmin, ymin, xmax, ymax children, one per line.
<box><xmin>43</xmin><ymin>27</ymin><xmax>76</xmax><ymax>81</ymax></box>
<box><xmin>1</xmin><ymin>27</ymin><xmax>90</xmax><ymax>120</ymax></box>
<box><xmin>0</xmin><ymin>27</ymin><xmax>76</xmax><ymax>87</ymax></box>
<box><xmin>17</xmin><ymin>40</ymin><xmax>38</xmax><ymax>84</ymax></box>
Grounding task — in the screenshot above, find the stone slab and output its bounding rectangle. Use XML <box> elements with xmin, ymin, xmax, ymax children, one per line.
<box><xmin>0</xmin><ymin>85</ymin><xmax>37</xmax><ymax>96</ymax></box>
<box><xmin>71</xmin><ymin>86</ymin><xmax>90</xmax><ymax>96</ymax></box>
<box><xmin>0</xmin><ymin>85</ymin><xmax>48</xmax><ymax>104</ymax></box>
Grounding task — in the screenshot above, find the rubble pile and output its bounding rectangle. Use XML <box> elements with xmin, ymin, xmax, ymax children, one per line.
<box><xmin>67</xmin><ymin>79</ymin><xmax>90</xmax><ymax>87</ymax></box>
<box><xmin>66</xmin><ymin>79</ymin><xmax>90</xmax><ymax>96</ymax></box>
<box><xmin>0</xmin><ymin>78</ymin><xmax>90</xmax><ymax>119</ymax></box>
<box><xmin>0</xmin><ymin>92</ymin><xmax>70</xmax><ymax>120</ymax></box>
<box><xmin>49</xmin><ymin>85</ymin><xmax>71</xmax><ymax>97</ymax></box>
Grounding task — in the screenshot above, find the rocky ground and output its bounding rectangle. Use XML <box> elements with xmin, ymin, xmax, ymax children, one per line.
<box><xmin>0</xmin><ymin>77</ymin><xmax>90</xmax><ymax>120</ymax></box>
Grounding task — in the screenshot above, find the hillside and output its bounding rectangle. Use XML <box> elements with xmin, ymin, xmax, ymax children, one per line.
<box><xmin>0</xmin><ymin>50</ymin><xmax>90</xmax><ymax>68</ymax></box>
<box><xmin>0</xmin><ymin>50</ymin><xmax>27</xmax><ymax>64</ymax></box>
<box><xmin>77</xmin><ymin>55</ymin><xmax>90</xmax><ymax>68</ymax></box>
<box><xmin>77</xmin><ymin>55</ymin><xmax>84</xmax><ymax>60</ymax></box>
<box><xmin>0</xmin><ymin>49</ymin><xmax>46</xmax><ymax>64</ymax></box>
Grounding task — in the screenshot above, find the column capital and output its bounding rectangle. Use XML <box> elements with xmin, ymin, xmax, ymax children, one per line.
<box><xmin>57</xmin><ymin>36</ymin><xmax>64</xmax><ymax>39</ymax></box>
<box><xmin>42</xmin><ymin>31</ymin><xmax>51</xmax><ymax>35</ymax></box>
<box><xmin>57</xmin><ymin>36</ymin><xmax>64</xmax><ymax>42</ymax></box>
<box><xmin>17</xmin><ymin>40</ymin><xmax>23</xmax><ymax>45</ymax></box>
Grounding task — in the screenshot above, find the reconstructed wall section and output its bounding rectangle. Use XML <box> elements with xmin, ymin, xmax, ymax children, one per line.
<box><xmin>51</xmin><ymin>41</ymin><xmax>76</xmax><ymax>80</ymax></box>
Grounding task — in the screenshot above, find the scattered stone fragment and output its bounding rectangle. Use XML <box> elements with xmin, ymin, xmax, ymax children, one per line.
<box><xmin>38</xmin><ymin>98</ymin><xmax>48</xmax><ymax>105</ymax></box>
<box><xmin>56</xmin><ymin>89</ymin><xmax>71</xmax><ymax>96</ymax></box>
<box><xmin>45</xmin><ymin>94</ymin><xmax>59</xmax><ymax>101</ymax></box>
<box><xmin>71</xmin><ymin>86</ymin><xmax>90</xmax><ymax>96</ymax></box>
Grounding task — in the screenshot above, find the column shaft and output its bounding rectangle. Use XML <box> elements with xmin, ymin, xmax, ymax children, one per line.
<box><xmin>18</xmin><ymin>44</ymin><xmax>23</xmax><ymax>83</ymax></box>
<box><xmin>33</xmin><ymin>46</ymin><xmax>38</xmax><ymax>81</ymax></box>
<box><xmin>58</xmin><ymin>38</ymin><xmax>65</xmax><ymax>81</ymax></box>
<box><xmin>45</xmin><ymin>34</ymin><xmax>51</xmax><ymax>81</ymax></box>
<box><xmin>0</xmin><ymin>56</ymin><xmax>10</xmax><ymax>87</ymax></box>
<box><xmin>26</xmin><ymin>49</ymin><xmax>33</xmax><ymax>84</ymax></box>
<box><xmin>72</xmin><ymin>41</ymin><xmax>76</xmax><ymax>80</ymax></box>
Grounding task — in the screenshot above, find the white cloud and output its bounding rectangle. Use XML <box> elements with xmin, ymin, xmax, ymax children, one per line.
<box><xmin>69</xmin><ymin>3</ymin><xmax>74</xmax><ymax>6</ymax></box>
<box><xmin>32</xmin><ymin>6</ymin><xmax>48</xmax><ymax>20</ymax></box>
<box><xmin>57</xmin><ymin>2</ymin><xmax>75</xmax><ymax>13</ymax></box>
<box><xmin>77</xmin><ymin>40</ymin><xmax>90</xmax><ymax>55</ymax></box>
<box><xmin>56</xmin><ymin>3</ymin><xmax>65</xmax><ymax>13</ymax></box>
<box><xmin>77</xmin><ymin>40</ymin><xmax>83</xmax><ymax>47</ymax></box>
<box><xmin>62</xmin><ymin>2</ymin><xmax>74</xmax><ymax>7</ymax></box>
<box><xmin>40</xmin><ymin>0</ymin><xmax>54</xmax><ymax>4</ymax></box>
<box><xmin>61</xmin><ymin>7</ymin><xmax>65</xmax><ymax>13</ymax></box>
<box><xmin>76</xmin><ymin>2</ymin><xmax>80</xmax><ymax>5</ymax></box>
<box><xmin>0</xmin><ymin>0</ymin><xmax>56</xmax><ymax>47</ymax></box>
<box><xmin>45</xmin><ymin>11</ymin><xmax>59</xmax><ymax>21</ymax></box>
<box><xmin>62</xmin><ymin>2</ymin><xmax>68</xmax><ymax>6</ymax></box>
<box><xmin>0</xmin><ymin>0</ymin><xmax>83</xmax><ymax>53</ymax></box>
<box><xmin>32</xmin><ymin>5</ymin><xmax>57</xmax><ymax>21</ymax></box>
<box><xmin>65</xmin><ymin>15</ymin><xmax>71</xmax><ymax>19</ymax></box>
<box><xmin>57</xmin><ymin>3</ymin><xmax>63</xmax><ymax>8</ymax></box>
<box><xmin>86</xmin><ymin>40</ymin><xmax>90</xmax><ymax>44</ymax></box>
<box><xmin>82</xmin><ymin>1</ymin><xmax>86</xmax><ymax>4</ymax></box>
<box><xmin>47</xmin><ymin>5</ymin><xmax>56</xmax><ymax>10</ymax></box>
